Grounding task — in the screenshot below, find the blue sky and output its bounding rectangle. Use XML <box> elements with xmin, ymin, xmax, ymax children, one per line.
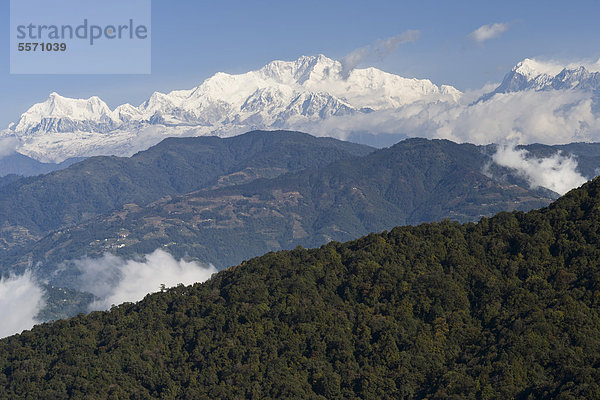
<box><xmin>1</xmin><ymin>0</ymin><xmax>600</xmax><ymax>127</ymax></box>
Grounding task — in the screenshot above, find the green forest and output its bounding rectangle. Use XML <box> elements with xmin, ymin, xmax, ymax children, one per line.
<box><xmin>3</xmin><ymin>176</ymin><xmax>600</xmax><ymax>399</ymax></box>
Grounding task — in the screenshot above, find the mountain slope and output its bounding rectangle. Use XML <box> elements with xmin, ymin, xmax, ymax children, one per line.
<box><xmin>12</xmin><ymin>138</ymin><xmax>557</xmax><ymax>281</ymax></box>
<box><xmin>0</xmin><ymin>131</ymin><xmax>373</xmax><ymax>250</ymax></box>
<box><xmin>0</xmin><ymin>153</ymin><xmax>83</xmax><ymax>177</ymax></box>
<box><xmin>0</xmin><ymin>175</ymin><xmax>22</xmax><ymax>188</ymax></box>
<box><xmin>3</xmin><ymin>177</ymin><xmax>600</xmax><ymax>398</ymax></box>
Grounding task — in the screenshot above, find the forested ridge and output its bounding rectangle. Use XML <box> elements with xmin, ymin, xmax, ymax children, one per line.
<box><xmin>9</xmin><ymin>137</ymin><xmax>554</xmax><ymax>280</ymax></box>
<box><xmin>0</xmin><ymin>130</ymin><xmax>372</xmax><ymax>251</ymax></box>
<box><xmin>3</xmin><ymin>177</ymin><xmax>600</xmax><ymax>398</ymax></box>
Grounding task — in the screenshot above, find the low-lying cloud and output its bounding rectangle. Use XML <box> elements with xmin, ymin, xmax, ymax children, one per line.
<box><xmin>438</xmin><ymin>90</ymin><xmax>599</xmax><ymax>145</ymax></box>
<box><xmin>71</xmin><ymin>249</ymin><xmax>217</xmax><ymax>310</ymax></box>
<box><xmin>0</xmin><ymin>271</ymin><xmax>45</xmax><ymax>339</ymax></box>
<box><xmin>491</xmin><ymin>144</ymin><xmax>587</xmax><ymax>195</ymax></box>
<box><xmin>300</xmin><ymin>88</ymin><xmax>600</xmax><ymax>148</ymax></box>
<box><xmin>296</xmin><ymin>87</ymin><xmax>596</xmax><ymax>194</ymax></box>
<box><xmin>468</xmin><ymin>22</ymin><xmax>509</xmax><ymax>43</ymax></box>
<box><xmin>0</xmin><ymin>137</ymin><xmax>20</xmax><ymax>159</ymax></box>
<box><xmin>341</xmin><ymin>30</ymin><xmax>420</xmax><ymax>78</ymax></box>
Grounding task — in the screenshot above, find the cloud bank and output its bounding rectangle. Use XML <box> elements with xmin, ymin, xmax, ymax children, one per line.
<box><xmin>301</xmin><ymin>88</ymin><xmax>600</xmax><ymax>147</ymax></box>
<box><xmin>341</xmin><ymin>30</ymin><xmax>420</xmax><ymax>77</ymax></box>
<box><xmin>0</xmin><ymin>271</ymin><xmax>45</xmax><ymax>339</ymax></box>
<box><xmin>491</xmin><ymin>145</ymin><xmax>587</xmax><ymax>195</ymax></box>
<box><xmin>71</xmin><ymin>249</ymin><xmax>217</xmax><ymax>310</ymax></box>
<box><xmin>468</xmin><ymin>23</ymin><xmax>509</xmax><ymax>43</ymax></box>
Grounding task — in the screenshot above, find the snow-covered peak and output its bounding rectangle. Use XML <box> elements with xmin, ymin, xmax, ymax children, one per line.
<box><xmin>480</xmin><ymin>58</ymin><xmax>600</xmax><ymax>101</ymax></box>
<box><xmin>14</xmin><ymin>92</ymin><xmax>116</xmax><ymax>133</ymax></box>
<box><xmin>512</xmin><ymin>58</ymin><xmax>600</xmax><ymax>79</ymax></box>
<box><xmin>513</xmin><ymin>58</ymin><xmax>563</xmax><ymax>80</ymax></box>
<box><xmin>140</xmin><ymin>92</ymin><xmax>183</xmax><ymax>113</ymax></box>
<box><xmin>440</xmin><ymin>85</ymin><xmax>462</xmax><ymax>99</ymax></box>
<box><xmin>136</xmin><ymin>54</ymin><xmax>461</xmax><ymax>116</ymax></box>
<box><xmin>259</xmin><ymin>54</ymin><xmax>339</xmax><ymax>85</ymax></box>
<box><xmin>6</xmin><ymin>54</ymin><xmax>464</xmax><ymax>159</ymax></box>
<box><xmin>113</xmin><ymin>103</ymin><xmax>143</xmax><ymax>122</ymax></box>
<box><xmin>28</xmin><ymin>92</ymin><xmax>112</xmax><ymax>120</ymax></box>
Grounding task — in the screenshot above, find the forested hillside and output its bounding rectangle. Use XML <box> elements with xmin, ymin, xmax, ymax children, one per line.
<box><xmin>0</xmin><ymin>131</ymin><xmax>373</xmax><ymax>250</ymax></box>
<box><xmin>15</xmin><ymin>138</ymin><xmax>555</xmax><ymax>280</ymax></box>
<box><xmin>2</xmin><ymin>177</ymin><xmax>600</xmax><ymax>398</ymax></box>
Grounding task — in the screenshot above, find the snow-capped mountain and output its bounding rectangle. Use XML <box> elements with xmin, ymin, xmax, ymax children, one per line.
<box><xmin>2</xmin><ymin>55</ymin><xmax>462</xmax><ymax>162</ymax></box>
<box><xmin>481</xmin><ymin>58</ymin><xmax>600</xmax><ymax>99</ymax></box>
<box><xmin>5</xmin><ymin>55</ymin><xmax>600</xmax><ymax>163</ymax></box>
<box><xmin>12</xmin><ymin>93</ymin><xmax>121</xmax><ymax>134</ymax></box>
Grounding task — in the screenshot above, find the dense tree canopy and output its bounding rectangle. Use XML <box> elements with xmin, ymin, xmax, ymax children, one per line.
<box><xmin>2</xmin><ymin>177</ymin><xmax>600</xmax><ymax>399</ymax></box>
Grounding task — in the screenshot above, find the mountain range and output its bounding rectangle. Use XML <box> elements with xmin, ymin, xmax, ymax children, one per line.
<box><xmin>0</xmin><ymin>131</ymin><xmax>372</xmax><ymax>252</ymax></box>
<box><xmin>5</xmin><ymin>55</ymin><xmax>600</xmax><ymax>163</ymax></box>
<box><xmin>2</xmin><ymin>130</ymin><xmax>600</xmax><ymax>322</ymax></box>
<box><xmin>11</xmin><ymin>136</ymin><xmax>557</xmax><ymax>281</ymax></box>
<box><xmin>2</xmin><ymin>130</ymin><xmax>600</xmax><ymax>320</ymax></box>
<box><xmin>3</xmin><ymin>51</ymin><xmax>600</xmax><ymax>323</ymax></box>
<box><xmin>3</xmin><ymin>173</ymin><xmax>600</xmax><ymax>398</ymax></box>
<box><xmin>1</xmin><ymin>55</ymin><xmax>459</xmax><ymax>162</ymax></box>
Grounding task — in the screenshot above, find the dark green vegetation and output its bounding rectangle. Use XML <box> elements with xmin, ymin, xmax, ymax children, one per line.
<box><xmin>3</xmin><ymin>177</ymin><xmax>600</xmax><ymax>398</ymax></box>
<box><xmin>2</xmin><ymin>132</ymin><xmax>599</xmax><ymax>322</ymax></box>
<box><xmin>0</xmin><ymin>131</ymin><xmax>372</xmax><ymax>250</ymax></box>
<box><xmin>17</xmin><ymin>138</ymin><xmax>555</xmax><ymax>282</ymax></box>
<box><xmin>36</xmin><ymin>285</ymin><xmax>95</xmax><ymax>322</ymax></box>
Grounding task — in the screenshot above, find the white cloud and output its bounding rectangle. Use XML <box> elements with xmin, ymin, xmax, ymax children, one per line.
<box><xmin>468</xmin><ymin>23</ymin><xmax>509</xmax><ymax>43</ymax></box>
<box><xmin>71</xmin><ymin>249</ymin><xmax>217</xmax><ymax>310</ymax></box>
<box><xmin>300</xmin><ymin>88</ymin><xmax>600</xmax><ymax>148</ymax></box>
<box><xmin>437</xmin><ymin>90</ymin><xmax>599</xmax><ymax>144</ymax></box>
<box><xmin>0</xmin><ymin>137</ymin><xmax>20</xmax><ymax>159</ymax></box>
<box><xmin>341</xmin><ymin>30</ymin><xmax>420</xmax><ymax>77</ymax></box>
<box><xmin>0</xmin><ymin>271</ymin><xmax>45</xmax><ymax>338</ymax></box>
<box><xmin>292</xmin><ymin>86</ymin><xmax>600</xmax><ymax>193</ymax></box>
<box><xmin>458</xmin><ymin>83</ymin><xmax>501</xmax><ymax>104</ymax></box>
<box><xmin>491</xmin><ymin>144</ymin><xmax>587</xmax><ymax>195</ymax></box>
<box><xmin>341</xmin><ymin>47</ymin><xmax>371</xmax><ymax>78</ymax></box>
<box><xmin>374</xmin><ymin>30</ymin><xmax>421</xmax><ymax>57</ymax></box>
